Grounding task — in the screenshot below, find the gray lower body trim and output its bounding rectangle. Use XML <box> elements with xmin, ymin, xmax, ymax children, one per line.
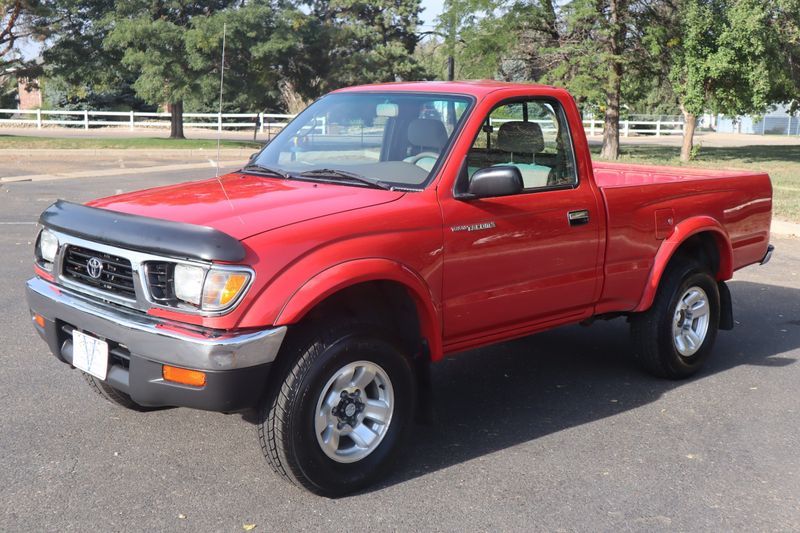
<box><xmin>26</xmin><ymin>277</ymin><xmax>286</xmax><ymax>371</ymax></box>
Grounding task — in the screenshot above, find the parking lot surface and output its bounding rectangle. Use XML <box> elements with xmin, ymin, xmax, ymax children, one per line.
<box><xmin>1</xmin><ymin>170</ymin><xmax>799</xmax><ymax>532</ymax></box>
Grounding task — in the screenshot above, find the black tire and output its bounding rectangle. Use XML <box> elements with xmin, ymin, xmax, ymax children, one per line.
<box><xmin>631</xmin><ymin>259</ymin><xmax>720</xmax><ymax>379</ymax></box>
<box><xmin>82</xmin><ymin>372</ymin><xmax>145</xmax><ymax>410</ymax></box>
<box><xmin>258</xmin><ymin>322</ymin><xmax>416</xmax><ymax>497</ymax></box>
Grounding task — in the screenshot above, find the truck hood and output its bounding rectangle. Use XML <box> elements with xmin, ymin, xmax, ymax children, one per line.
<box><xmin>88</xmin><ymin>172</ymin><xmax>405</xmax><ymax>241</ymax></box>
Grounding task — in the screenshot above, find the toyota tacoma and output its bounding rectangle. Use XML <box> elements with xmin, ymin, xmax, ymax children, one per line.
<box><xmin>26</xmin><ymin>81</ymin><xmax>773</xmax><ymax>496</ymax></box>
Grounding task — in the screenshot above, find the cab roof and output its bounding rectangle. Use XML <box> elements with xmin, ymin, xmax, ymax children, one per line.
<box><xmin>333</xmin><ymin>80</ymin><xmax>562</xmax><ymax>98</ymax></box>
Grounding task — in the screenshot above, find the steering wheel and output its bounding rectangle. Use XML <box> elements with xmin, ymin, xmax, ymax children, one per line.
<box><xmin>406</xmin><ymin>151</ymin><xmax>440</xmax><ymax>166</ymax></box>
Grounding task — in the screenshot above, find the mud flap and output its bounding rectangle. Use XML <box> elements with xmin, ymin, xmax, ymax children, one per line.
<box><xmin>414</xmin><ymin>340</ymin><xmax>433</xmax><ymax>425</ymax></box>
<box><xmin>718</xmin><ymin>281</ymin><xmax>734</xmax><ymax>330</ymax></box>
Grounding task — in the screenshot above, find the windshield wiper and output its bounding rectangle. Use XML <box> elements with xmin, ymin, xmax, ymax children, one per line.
<box><xmin>298</xmin><ymin>168</ymin><xmax>392</xmax><ymax>190</ymax></box>
<box><xmin>241</xmin><ymin>163</ymin><xmax>293</xmax><ymax>179</ymax></box>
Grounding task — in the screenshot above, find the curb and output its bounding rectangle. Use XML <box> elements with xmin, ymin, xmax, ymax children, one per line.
<box><xmin>772</xmin><ymin>219</ymin><xmax>800</xmax><ymax>238</ymax></box>
<box><xmin>0</xmin><ymin>148</ymin><xmax>255</xmax><ymax>159</ymax></box>
<box><xmin>0</xmin><ymin>160</ymin><xmax>245</xmax><ymax>183</ymax></box>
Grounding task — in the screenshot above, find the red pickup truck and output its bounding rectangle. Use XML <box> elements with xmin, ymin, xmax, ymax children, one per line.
<box><xmin>26</xmin><ymin>81</ymin><xmax>773</xmax><ymax>496</ymax></box>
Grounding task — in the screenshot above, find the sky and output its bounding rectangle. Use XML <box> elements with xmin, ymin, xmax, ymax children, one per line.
<box><xmin>419</xmin><ymin>0</ymin><xmax>445</xmax><ymax>29</ymax></box>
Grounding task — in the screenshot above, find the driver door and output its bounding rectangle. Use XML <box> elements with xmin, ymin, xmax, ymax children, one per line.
<box><xmin>440</xmin><ymin>98</ymin><xmax>603</xmax><ymax>342</ymax></box>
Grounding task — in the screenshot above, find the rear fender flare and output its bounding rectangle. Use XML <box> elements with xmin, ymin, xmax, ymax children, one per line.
<box><xmin>275</xmin><ymin>258</ymin><xmax>443</xmax><ymax>361</ymax></box>
<box><xmin>634</xmin><ymin>216</ymin><xmax>733</xmax><ymax>313</ymax></box>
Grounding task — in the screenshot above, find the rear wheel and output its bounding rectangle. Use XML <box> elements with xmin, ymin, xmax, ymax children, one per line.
<box><xmin>258</xmin><ymin>322</ymin><xmax>416</xmax><ymax>496</ymax></box>
<box><xmin>631</xmin><ymin>260</ymin><xmax>720</xmax><ymax>379</ymax></box>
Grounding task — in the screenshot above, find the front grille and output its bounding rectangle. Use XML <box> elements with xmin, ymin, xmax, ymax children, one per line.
<box><xmin>146</xmin><ymin>261</ymin><xmax>174</xmax><ymax>302</ymax></box>
<box><xmin>62</xmin><ymin>245</ymin><xmax>136</xmax><ymax>299</ymax></box>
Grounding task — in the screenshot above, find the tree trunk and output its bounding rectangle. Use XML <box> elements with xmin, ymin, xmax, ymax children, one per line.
<box><xmin>680</xmin><ymin>106</ymin><xmax>697</xmax><ymax>162</ymax></box>
<box><xmin>600</xmin><ymin>0</ymin><xmax>625</xmax><ymax>160</ymax></box>
<box><xmin>169</xmin><ymin>100</ymin><xmax>185</xmax><ymax>139</ymax></box>
<box><xmin>600</xmin><ymin>61</ymin><xmax>622</xmax><ymax>160</ymax></box>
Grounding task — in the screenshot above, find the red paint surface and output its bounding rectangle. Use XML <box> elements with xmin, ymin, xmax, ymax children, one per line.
<box><xmin>56</xmin><ymin>82</ymin><xmax>772</xmax><ymax>361</ymax></box>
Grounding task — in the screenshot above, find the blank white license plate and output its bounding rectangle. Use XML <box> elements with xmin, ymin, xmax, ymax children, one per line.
<box><xmin>72</xmin><ymin>330</ymin><xmax>108</xmax><ymax>381</ymax></box>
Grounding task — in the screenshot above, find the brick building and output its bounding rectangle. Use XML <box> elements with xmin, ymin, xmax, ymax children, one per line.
<box><xmin>17</xmin><ymin>77</ymin><xmax>42</xmax><ymax>109</ymax></box>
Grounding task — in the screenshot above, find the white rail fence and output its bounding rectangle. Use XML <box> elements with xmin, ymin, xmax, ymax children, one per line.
<box><xmin>0</xmin><ymin>108</ymin><xmax>687</xmax><ymax>137</ymax></box>
<box><xmin>0</xmin><ymin>109</ymin><xmax>294</xmax><ymax>133</ymax></box>
<box><xmin>582</xmin><ymin>118</ymin><xmax>685</xmax><ymax>137</ymax></box>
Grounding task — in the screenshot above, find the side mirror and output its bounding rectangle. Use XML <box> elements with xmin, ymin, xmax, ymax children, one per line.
<box><xmin>462</xmin><ymin>166</ymin><xmax>523</xmax><ymax>199</ymax></box>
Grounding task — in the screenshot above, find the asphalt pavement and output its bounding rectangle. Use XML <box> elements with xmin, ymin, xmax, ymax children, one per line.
<box><xmin>1</xmin><ymin>169</ymin><xmax>799</xmax><ymax>532</ymax></box>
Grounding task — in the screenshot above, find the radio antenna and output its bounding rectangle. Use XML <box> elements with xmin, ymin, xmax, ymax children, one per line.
<box><xmin>215</xmin><ymin>22</ymin><xmax>227</xmax><ymax>178</ymax></box>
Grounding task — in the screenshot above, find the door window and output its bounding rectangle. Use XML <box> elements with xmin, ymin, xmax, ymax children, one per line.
<box><xmin>466</xmin><ymin>100</ymin><xmax>578</xmax><ymax>190</ymax></box>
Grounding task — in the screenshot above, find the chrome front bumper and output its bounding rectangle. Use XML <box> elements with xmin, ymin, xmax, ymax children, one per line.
<box><xmin>26</xmin><ymin>276</ymin><xmax>286</xmax><ymax>371</ymax></box>
<box><xmin>27</xmin><ymin>276</ymin><xmax>287</xmax><ymax>410</ymax></box>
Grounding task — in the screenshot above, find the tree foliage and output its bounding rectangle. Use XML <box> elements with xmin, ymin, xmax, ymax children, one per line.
<box><xmin>507</xmin><ymin>0</ymin><xmax>665</xmax><ymax>159</ymax></box>
<box><xmin>419</xmin><ymin>0</ymin><xmax>514</xmax><ymax>80</ymax></box>
<box><xmin>101</xmin><ymin>1</ymin><xmax>243</xmax><ymax>137</ymax></box>
<box><xmin>668</xmin><ymin>0</ymin><xmax>788</xmax><ymax>160</ymax></box>
<box><xmin>321</xmin><ymin>0</ymin><xmax>425</xmax><ymax>84</ymax></box>
<box><xmin>24</xmin><ymin>0</ymin><xmax>800</xmax><ymax>149</ymax></box>
<box><xmin>1</xmin><ymin>0</ymin><xmax>48</xmax><ymax>70</ymax></box>
<box><xmin>37</xmin><ymin>0</ymin><xmax>426</xmax><ymax>138</ymax></box>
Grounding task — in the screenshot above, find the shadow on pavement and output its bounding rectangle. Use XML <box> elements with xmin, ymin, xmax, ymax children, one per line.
<box><xmin>368</xmin><ymin>280</ymin><xmax>799</xmax><ymax>492</ymax></box>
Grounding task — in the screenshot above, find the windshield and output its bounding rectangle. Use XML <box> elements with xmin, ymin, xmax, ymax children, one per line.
<box><xmin>252</xmin><ymin>92</ymin><xmax>473</xmax><ymax>190</ymax></box>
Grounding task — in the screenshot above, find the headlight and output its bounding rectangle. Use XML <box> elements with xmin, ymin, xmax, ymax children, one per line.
<box><xmin>174</xmin><ymin>264</ymin><xmax>205</xmax><ymax>305</ymax></box>
<box><xmin>36</xmin><ymin>229</ymin><xmax>59</xmax><ymax>268</ymax></box>
<box><xmin>173</xmin><ymin>264</ymin><xmax>251</xmax><ymax>312</ymax></box>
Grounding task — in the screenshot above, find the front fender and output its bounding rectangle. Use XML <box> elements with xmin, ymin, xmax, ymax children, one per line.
<box><xmin>634</xmin><ymin>216</ymin><xmax>733</xmax><ymax>313</ymax></box>
<box><xmin>274</xmin><ymin>258</ymin><xmax>444</xmax><ymax>361</ymax></box>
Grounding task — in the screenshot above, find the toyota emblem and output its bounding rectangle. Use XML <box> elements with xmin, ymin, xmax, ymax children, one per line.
<box><xmin>86</xmin><ymin>257</ymin><xmax>104</xmax><ymax>279</ymax></box>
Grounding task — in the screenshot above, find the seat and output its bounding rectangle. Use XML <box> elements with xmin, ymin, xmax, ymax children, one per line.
<box><xmin>494</xmin><ymin>121</ymin><xmax>552</xmax><ymax>188</ymax></box>
<box><xmin>404</xmin><ymin>118</ymin><xmax>448</xmax><ymax>171</ymax></box>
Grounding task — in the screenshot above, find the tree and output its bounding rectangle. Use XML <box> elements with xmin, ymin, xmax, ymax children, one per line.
<box><xmin>310</xmin><ymin>0</ymin><xmax>427</xmax><ymax>87</ymax></box>
<box><xmin>104</xmin><ymin>1</ymin><xmax>246</xmax><ymax>139</ymax></box>
<box><xmin>509</xmin><ymin>0</ymin><xmax>665</xmax><ymax>159</ymax></box>
<box><xmin>38</xmin><ymin>0</ymin><xmax>427</xmax><ymax>134</ymax></box>
<box><xmin>669</xmin><ymin>0</ymin><xmax>776</xmax><ymax>161</ymax></box>
<box><xmin>1</xmin><ymin>0</ymin><xmax>47</xmax><ymax>70</ymax></box>
<box><xmin>35</xmin><ymin>0</ymin><xmax>146</xmax><ymax>112</ymax></box>
<box><xmin>186</xmin><ymin>4</ymin><xmax>325</xmax><ymax>114</ymax></box>
<box><xmin>38</xmin><ymin>0</ymin><xmax>124</xmax><ymax>90</ymax></box>
<box><xmin>1</xmin><ymin>1</ymin><xmax>24</xmax><ymax>68</ymax></box>
<box><xmin>419</xmin><ymin>0</ymin><xmax>514</xmax><ymax>81</ymax></box>
<box><xmin>770</xmin><ymin>0</ymin><xmax>800</xmax><ymax>110</ymax></box>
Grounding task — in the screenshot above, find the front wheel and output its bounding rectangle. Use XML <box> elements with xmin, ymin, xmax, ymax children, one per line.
<box><xmin>631</xmin><ymin>260</ymin><xmax>720</xmax><ymax>379</ymax></box>
<box><xmin>82</xmin><ymin>373</ymin><xmax>145</xmax><ymax>410</ymax></box>
<box><xmin>258</xmin><ymin>323</ymin><xmax>416</xmax><ymax>496</ymax></box>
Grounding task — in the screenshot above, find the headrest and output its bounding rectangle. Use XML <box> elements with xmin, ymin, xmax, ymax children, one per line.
<box><xmin>407</xmin><ymin>118</ymin><xmax>448</xmax><ymax>150</ymax></box>
<box><xmin>496</xmin><ymin>121</ymin><xmax>544</xmax><ymax>154</ymax></box>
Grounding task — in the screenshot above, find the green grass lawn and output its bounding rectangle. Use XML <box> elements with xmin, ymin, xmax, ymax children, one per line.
<box><xmin>0</xmin><ymin>135</ymin><xmax>796</xmax><ymax>222</ymax></box>
<box><xmin>0</xmin><ymin>135</ymin><xmax>262</xmax><ymax>150</ymax></box>
<box><xmin>594</xmin><ymin>144</ymin><xmax>800</xmax><ymax>223</ymax></box>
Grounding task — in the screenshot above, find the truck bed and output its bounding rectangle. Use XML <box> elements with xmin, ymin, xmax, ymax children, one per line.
<box><xmin>592</xmin><ymin>162</ymin><xmax>772</xmax><ymax>313</ymax></box>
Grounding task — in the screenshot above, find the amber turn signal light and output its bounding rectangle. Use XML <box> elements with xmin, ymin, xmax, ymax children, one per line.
<box><xmin>162</xmin><ymin>365</ymin><xmax>206</xmax><ymax>387</ymax></box>
<box><xmin>33</xmin><ymin>314</ymin><xmax>45</xmax><ymax>328</ymax></box>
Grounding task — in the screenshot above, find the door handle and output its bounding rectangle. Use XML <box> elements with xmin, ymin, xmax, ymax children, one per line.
<box><xmin>567</xmin><ymin>209</ymin><xmax>590</xmax><ymax>226</ymax></box>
